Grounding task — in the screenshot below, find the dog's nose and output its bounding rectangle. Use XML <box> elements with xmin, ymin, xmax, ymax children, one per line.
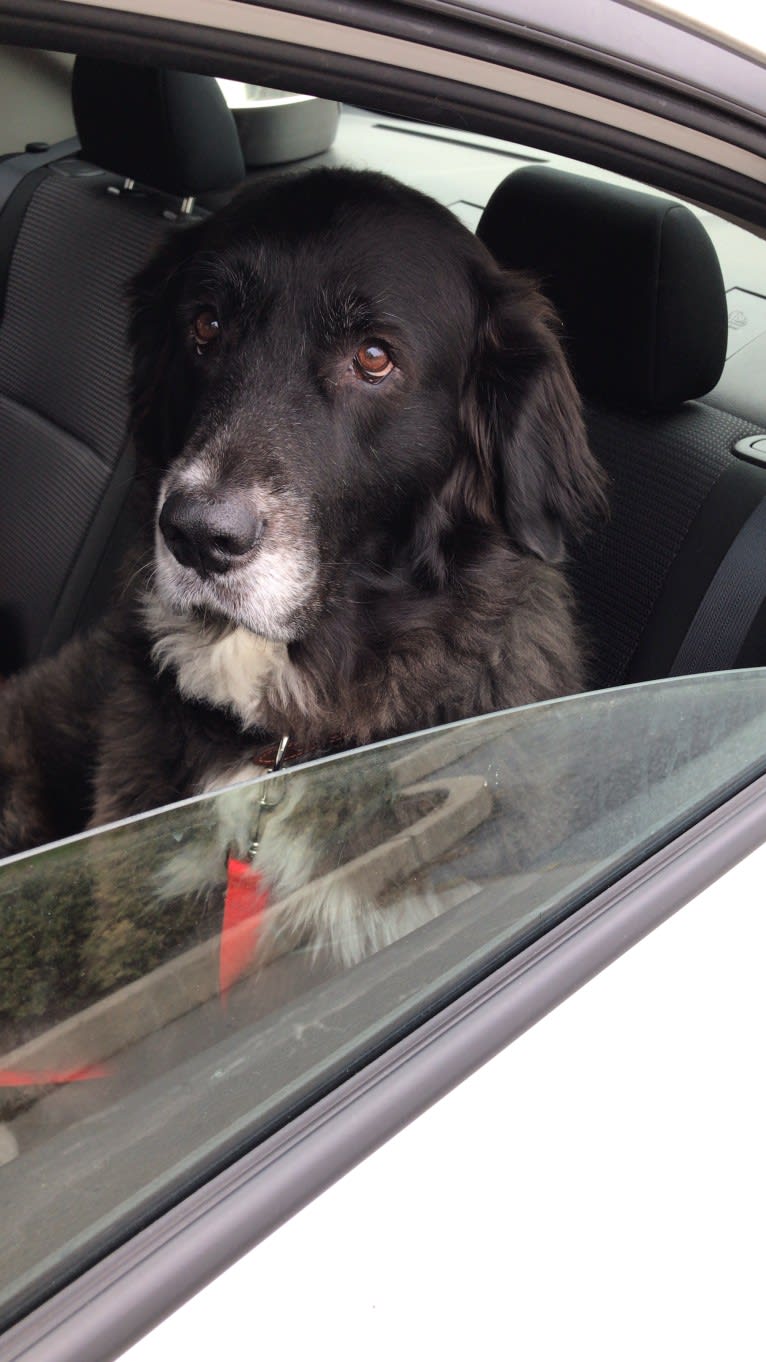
<box><xmin>159</xmin><ymin>491</ymin><xmax>264</xmax><ymax>575</ymax></box>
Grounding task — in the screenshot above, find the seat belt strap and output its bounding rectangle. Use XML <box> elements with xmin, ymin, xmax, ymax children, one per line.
<box><xmin>669</xmin><ymin>496</ymin><xmax>766</xmax><ymax>676</ymax></box>
<box><xmin>0</xmin><ymin>138</ymin><xmax>80</xmax><ymax>323</ymax></box>
<box><xmin>0</xmin><ymin>137</ymin><xmax>80</xmax><ymax>213</ymax></box>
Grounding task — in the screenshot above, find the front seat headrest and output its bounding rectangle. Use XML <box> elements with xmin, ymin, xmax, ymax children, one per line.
<box><xmin>478</xmin><ymin>165</ymin><xmax>728</xmax><ymax>413</ymax></box>
<box><xmin>72</xmin><ymin>56</ymin><xmax>245</xmax><ymax>197</ymax></box>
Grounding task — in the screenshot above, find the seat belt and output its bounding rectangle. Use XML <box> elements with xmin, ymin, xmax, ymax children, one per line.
<box><xmin>0</xmin><ymin>137</ymin><xmax>80</xmax><ymax>212</ymax></box>
<box><xmin>0</xmin><ymin>137</ymin><xmax>80</xmax><ymax>321</ymax></box>
<box><xmin>669</xmin><ymin>495</ymin><xmax>766</xmax><ymax>676</ymax></box>
<box><xmin>41</xmin><ymin>434</ymin><xmax>139</xmax><ymax>657</ymax></box>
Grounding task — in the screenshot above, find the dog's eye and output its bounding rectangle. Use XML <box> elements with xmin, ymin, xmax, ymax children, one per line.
<box><xmin>192</xmin><ymin>309</ymin><xmax>220</xmax><ymax>353</ymax></box>
<box><xmin>353</xmin><ymin>341</ymin><xmax>394</xmax><ymax>383</ymax></box>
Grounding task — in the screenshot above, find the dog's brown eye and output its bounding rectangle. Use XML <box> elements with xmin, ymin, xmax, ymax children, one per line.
<box><xmin>192</xmin><ymin>309</ymin><xmax>220</xmax><ymax>350</ymax></box>
<box><xmin>353</xmin><ymin>342</ymin><xmax>394</xmax><ymax>382</ymax></box>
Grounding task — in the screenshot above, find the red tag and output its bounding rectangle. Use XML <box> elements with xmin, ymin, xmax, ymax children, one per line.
<box><xmin>0</xmin><ymin>1062</ymin><xmax>110</xmax><ymax>1087</ymax></box>
<box><xmin>219</xmin><ymin>857</ymin><xmax>270</xmax><ymax>1003</ymax></box>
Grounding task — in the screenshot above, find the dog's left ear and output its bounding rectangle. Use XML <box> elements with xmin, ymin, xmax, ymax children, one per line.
<box><xmin>463</xmin><ymin>272</ymin><xmax>606</xmax><ymax>561</ymax></box>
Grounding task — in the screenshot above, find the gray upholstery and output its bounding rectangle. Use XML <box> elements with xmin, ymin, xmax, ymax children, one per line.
<box><xmin>0</xmin><ymin>162</ymin><xmax>170</xmax><ymax>671</ymax></box>
<box><xmin>478</xmin><ymin>166</ymin><xmax>727</xmax><ymax>413</ymax></box>
<box><xmin>0</xmin><ymin>168</ymin><xmax>167</xmax><ymax>458</ymax></box>
<box><xmin>479</xmin><ymin>167</ymin><xmax>766</xmax><ymax>687</ymax></box>
<box><xmin>569</xmin><ymin>403</ymin><xmax>763</xmax><ymax>687</ymax></box>
<box><xmin>0</xmin><ymin>396</ymin><xmax>108</xmax><ymax>664</ymax></box>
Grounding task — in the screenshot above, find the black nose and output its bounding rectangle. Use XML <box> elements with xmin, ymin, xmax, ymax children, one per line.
<box><xmin>159</xmin><ymin>490</ymin><xmax>264</xmax><ymax>575</ymax></box>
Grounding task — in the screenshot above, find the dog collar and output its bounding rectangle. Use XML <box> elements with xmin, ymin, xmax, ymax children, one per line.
<box><xmin>251</xmin><ymin>733</ymin><xmax>347</xmax><ymax>770</ymax></box>
<box><xmin>252</xmin><ymin>733</ymin><xmax>292</xmax><ymax>771</ymax></box>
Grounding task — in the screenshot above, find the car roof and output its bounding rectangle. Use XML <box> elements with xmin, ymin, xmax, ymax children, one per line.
<box><xmin>395</xmin><ymin>0</ymin><xmax>766</xmax><ymax>112</ymax></box>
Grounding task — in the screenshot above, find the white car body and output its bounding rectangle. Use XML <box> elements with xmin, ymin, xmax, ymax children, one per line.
<box><xmin>125</xmin><ymin>838</ymin><xmax>766</xmax><ymax>1361</ymax></box>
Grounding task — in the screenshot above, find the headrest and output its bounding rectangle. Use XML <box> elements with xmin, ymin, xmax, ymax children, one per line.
<box><xmin>72</xmin><ymin>57</ymin><xmax>245</xmax><ymax>197</ymax></box>
<box><xmin>478</xmin><ymin>166</ymin><xmax>727</xmax><ymax>412</ymax></box>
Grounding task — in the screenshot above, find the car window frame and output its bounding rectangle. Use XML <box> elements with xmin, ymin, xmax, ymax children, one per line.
<box><xmin>5</xmin><ymin>0</ymin><xmax>766</xmax><ymax>231</ymax></box>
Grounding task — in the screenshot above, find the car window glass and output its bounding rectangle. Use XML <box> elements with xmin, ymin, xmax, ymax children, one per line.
<box><xmin>2</xmin><ymin>670</ymin><xmax>766</xmax><ymax>1329</ymax></box>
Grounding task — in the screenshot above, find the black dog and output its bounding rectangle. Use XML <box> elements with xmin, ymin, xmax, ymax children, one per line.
<box><xmin>0</xmin><ymin>168</ymin><xmax>605</xmax><ymax>858</ymax></box>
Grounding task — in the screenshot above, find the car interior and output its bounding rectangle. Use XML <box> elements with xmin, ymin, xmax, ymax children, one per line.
<box><xmin>5</xmin><ymin>36</ymin><xmax>766</xmax><ymax>1351</ymax></box>
<box><xmin>2</xmin><ymin>46</ymin><xmax>766</xmax><ymax>699</ymax></box>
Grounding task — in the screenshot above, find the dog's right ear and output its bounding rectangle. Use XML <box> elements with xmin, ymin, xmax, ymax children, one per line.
<box><xmin>462</xmin><ymin>267</ymin><xmax>607</xmax><ymax>562</ymax></box>
<box><xmin>127</xmin><ymin>222</ymin><xmax>205</xmax><ymax>469</ymax></box>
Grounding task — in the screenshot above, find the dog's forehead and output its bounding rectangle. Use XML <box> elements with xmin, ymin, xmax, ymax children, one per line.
<box><xmin>201</xmin><ymin>171</ymin><xmax>478</xmax><ymax>313</ymax></box>
<box><xmin>225</xmin><ymin>169</ymin><xmax>466</xmax><ymax>246</ymax></box>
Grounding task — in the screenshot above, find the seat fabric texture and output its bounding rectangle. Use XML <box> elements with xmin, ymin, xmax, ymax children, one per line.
<box><xmin>0</xmin><ymin>165</ymin><xmax>169</xmax><ymax>672</ymax></box>
<box><xmin>478</xmin><ymin>166</ymin><xmax>766</xmax><ymax>687</ymax></box>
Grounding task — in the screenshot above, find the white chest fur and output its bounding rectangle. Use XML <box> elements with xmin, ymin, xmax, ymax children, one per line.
<box><xmin>144</xmin><ymin>595</ymin><xmax>296</xmax><ymax>729</ymax></box>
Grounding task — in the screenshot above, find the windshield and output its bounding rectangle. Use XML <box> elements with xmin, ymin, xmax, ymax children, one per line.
<box><xmin>2</xmin><ymin>670</ymin><xmax>766</xmax><ymax>1329</ymax></box>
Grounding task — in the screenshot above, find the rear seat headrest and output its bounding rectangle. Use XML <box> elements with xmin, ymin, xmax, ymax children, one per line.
<box><xmin>478</xmin><ymin>166</ymin><xmax>727</xmax><ymax>412</ymax></box>
<box><xmin>72</xmin><ymin>57</ymin><xmax>245</xmax><ymax>197</ymax></box>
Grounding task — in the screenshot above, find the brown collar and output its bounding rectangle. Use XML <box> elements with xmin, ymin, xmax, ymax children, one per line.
<box><xmin>252</xmin><ymin>733</ymin><xmax>347</xmax><ymax>771</ymax></box>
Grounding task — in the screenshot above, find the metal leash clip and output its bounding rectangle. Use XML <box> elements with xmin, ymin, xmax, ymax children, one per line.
<box><xmin>246</xmin><ymin>734</ymin><xmax>290</xmax><ymax>863</ymax></box>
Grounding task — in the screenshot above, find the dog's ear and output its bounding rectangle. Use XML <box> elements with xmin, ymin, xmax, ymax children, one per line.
<box><xmin>127</xmin><ymin>222</ymin><xmax>206</xmax><ymax>469</ymax></box>
<box><xmin>462</xmin><ymin>271</ymin><xmax>606</xmax><ymax>561</ymax></box>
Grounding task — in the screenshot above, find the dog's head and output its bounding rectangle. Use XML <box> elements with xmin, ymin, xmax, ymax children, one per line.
<box><xmin>130</xmin><ymin>168</ymin><xmax>604</xmax><ymax>641</ymax></box>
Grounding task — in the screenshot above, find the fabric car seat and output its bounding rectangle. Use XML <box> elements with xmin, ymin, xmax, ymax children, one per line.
<box><xmin>0</xmin><ymin>58</ymin><xmax>244</xmax><ymax>676</ymax></box>
<box><xmin>478</xmin><ymin>167</ymin><xmax>766</xmax><ymax>688</ymax></box>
